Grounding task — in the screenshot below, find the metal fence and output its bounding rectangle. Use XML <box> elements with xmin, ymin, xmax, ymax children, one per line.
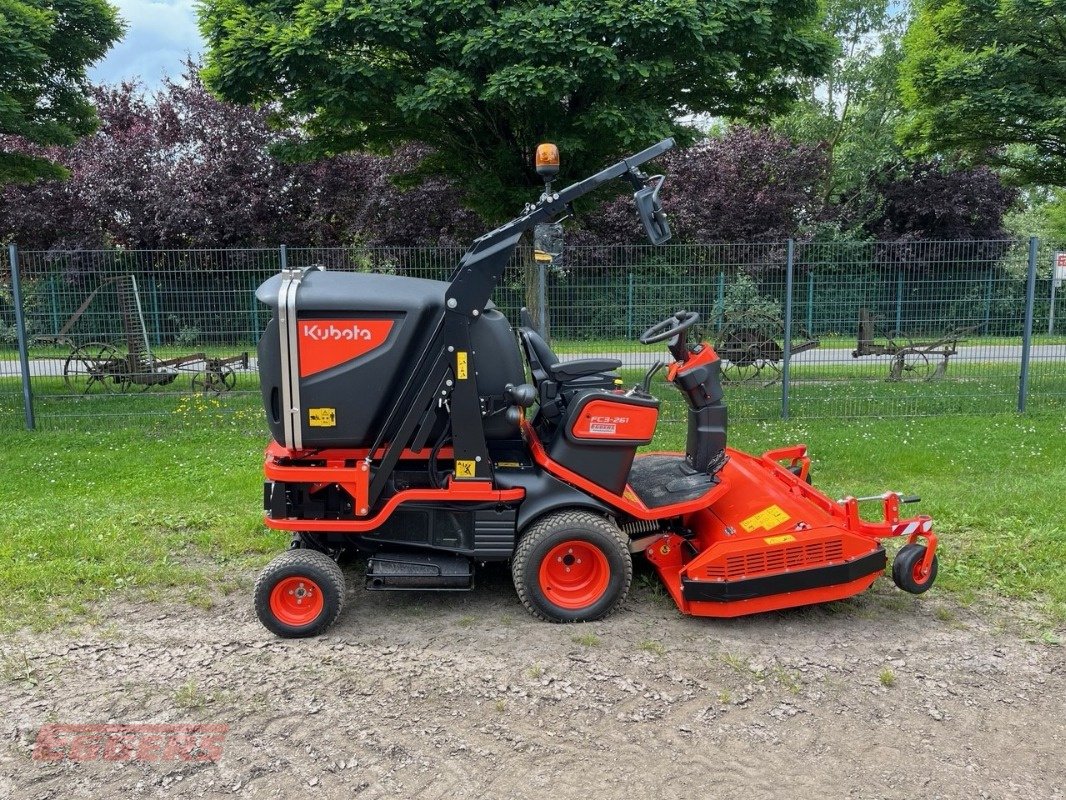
<box><xmin>2</xmin><ymin>238</ymin><xmax>1064</xmax><ymax>430</ymax></box>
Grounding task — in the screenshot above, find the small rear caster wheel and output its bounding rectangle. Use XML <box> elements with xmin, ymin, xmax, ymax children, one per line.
<box><xmin>512</xmin><ymin>510</ymin><xmax>632</xmax><ymax>623</ymax></box>
<box><xmin>892</xmin><ymin>543</ymin><xmax>938</xmax><ymax>594</ymax></box>
<box><xmin>254</xmin><ymin>549</ymin><xmax>345</xmax><ymax>637</ymax></box>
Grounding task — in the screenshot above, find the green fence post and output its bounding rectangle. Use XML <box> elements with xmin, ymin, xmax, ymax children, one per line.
<box><xmin>49</xmin><ymin>275</ymin><xmax>60</xmax><ymax>335</ymax></box>
<box><xmin>781</xmin><ymin>239</ymin><xmax>795</xmax><ymax>420</ymax></box>
<box><xmin>251</xmin><ymin>282</ymin><xmax>261</xmax><ymax>342</ymax></box>
<box><xmin>806</xmin><ymin>270</ymin><xmax>814</xmax><ymax>334</ymax></box>
<box><xmin>626</xmin><ymin>270</ymin><xmax>634</xmax><ymax>339</ymax></box>
<box><xmin>9</xmin><ymin>243</ymin><xmax>35</xmax><ymax>430</ymax></box>
<box><xmin>895</xmin><ymin>269</ymin><xmax>904</xmax><ymax>332</ymax></box>
<box><xmin>982</xmin><ymin>263</ymin><xmax>994</xmax><ymax>333</ymax></box>
<box><xmin>1018</xmin><ymin>237</ymin><xmax>1038</xmax><ymax>412</ymax></box>
<box><xmin>149</xmin><ymin>274</ymin><xmax>163</xmax><ymax>345</ymax></box>
<box><xmin>716</xmin><ymin>272</ymin><xmax>725</xmax><ymax>331</ymax></box>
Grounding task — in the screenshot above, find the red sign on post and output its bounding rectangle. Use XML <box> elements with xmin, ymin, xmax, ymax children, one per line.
<box><xmin>1055</xmin><ymin>252</ymin><xmax>1066</xmax><ymax>287</ymax></box>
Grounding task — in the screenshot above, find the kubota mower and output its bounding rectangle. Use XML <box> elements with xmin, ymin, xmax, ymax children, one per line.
<box><xmin>252</xmin><ymin>139</ymin><xmax>939</xmax><ymax>637</ymax></box>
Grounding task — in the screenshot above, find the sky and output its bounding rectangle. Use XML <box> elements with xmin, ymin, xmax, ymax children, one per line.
<box><xmin>90</xmin><ymin>0</ymin><xmax>204</xmax><ymax>88</ymax></box>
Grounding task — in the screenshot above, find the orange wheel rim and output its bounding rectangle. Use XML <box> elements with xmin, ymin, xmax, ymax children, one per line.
<box><xmin>269</xmin><ymin>575</ymin><xmax>324</xmax><ymax>626</ymax></box>
<box><xmin>912</xmin><ymin>558</ymin><xmax>928</xmax><ymax>584</ymax></box>
<box><xmin>538</xmin><ymin>540</ymin><xmax>610</xmax><ymax>610</ymax></box>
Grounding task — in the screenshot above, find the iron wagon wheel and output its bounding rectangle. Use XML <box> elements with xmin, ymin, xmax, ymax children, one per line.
<box><xmin>715</xmin><ymin>327</ymin><xmax>764</xmax><ymax>383</ymax></box>
<box><xmin>63</xmin><ymin>342</ymin><xmax>121</xmax><ymax>394</ymax></box>
<box><xmin>192</xmin><ymin>366</ymin><xmax>237</xmax><ymax>395</ymax></box>
<box><xmin>900</xmin><ymin>350</ymin><xmax>933</xmax><ymax>381</ymax></box>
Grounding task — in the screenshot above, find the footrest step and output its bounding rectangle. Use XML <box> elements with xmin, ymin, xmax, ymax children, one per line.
<box><xmin>366</xmin><ymin>553</ymin><xmax>473</xmax><ymax>591</ymax></box>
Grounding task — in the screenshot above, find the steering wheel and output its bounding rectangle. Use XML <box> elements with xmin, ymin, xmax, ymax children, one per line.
<box><xmin>639</xmin><ymin>310</ymin><xmax>700</xmax><ymax>345</ymax></box>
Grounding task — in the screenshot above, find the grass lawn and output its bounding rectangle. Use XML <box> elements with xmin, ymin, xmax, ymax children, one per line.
<box><xmin>1</xmin><ymin>402</ymin><xmax>1064</xmax><ymax>633</ymax></box>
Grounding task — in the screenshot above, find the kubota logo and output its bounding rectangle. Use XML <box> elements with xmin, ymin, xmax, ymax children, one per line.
<box><xmin>300</xmin><ymin>322</ymin><xmax>376</xmax><ymax>342</ymax></box>
<box><xmin>297</xmin><ymin>318</ymin><xmax>394</xmax><ymax>377</ymax></box>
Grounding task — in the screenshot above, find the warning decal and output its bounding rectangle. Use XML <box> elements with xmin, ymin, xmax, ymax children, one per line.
<box><xmin>308</xmin><ymin>407</ymin><xmax>336</xmax><ymax>427</ymax></box>
<box><xmin>456</xmin><ymin>351</ymin><xmax>468</xmax><ymax>380</ymax></box>
<box><xmin>740</xmin><ymin>504</ymin><xmax>791</xmax><ymax>533</ymax></box>
<box><xmin>764</xmin><ymin>533</ymin><xmax>796</xmax><ymax>545</ymax></box>
<box><xmin>454</xmin><ymin>460</ymin><xmax>476</xmax><ymax>478</ymax></box>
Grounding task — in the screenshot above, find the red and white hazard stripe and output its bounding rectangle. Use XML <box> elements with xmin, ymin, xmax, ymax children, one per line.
<box><xmin>892</xmin><ymin>519</ymin><xmax>933</xmax><ymax>536</ymax></box>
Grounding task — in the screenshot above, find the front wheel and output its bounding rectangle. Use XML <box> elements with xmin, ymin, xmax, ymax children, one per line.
<box><xmin>892</xmin><ymin>543</ymin><xmax>938</xmax><ymax>594</ymax></box>
<box><xmin>512</xmin><ymin>510</ymin><xmax>632</xmax><ymax>622</ymax></box>
<box><xmin>254</xmin><ymin>549</ymin><xmax>345</xmax><ymax>637</ymax></box>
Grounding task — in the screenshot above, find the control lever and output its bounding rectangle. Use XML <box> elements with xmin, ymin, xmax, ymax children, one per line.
<box><xmin>636</xmin><ymin>360</ymin><xmax>666</xmax><ymax>396</ymax></box>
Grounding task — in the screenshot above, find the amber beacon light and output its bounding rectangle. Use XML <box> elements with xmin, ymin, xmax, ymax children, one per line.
<box><xmin>535</xmin><ymin>143</ymin><xmax>560</xmax><ymax>179</ymax></box>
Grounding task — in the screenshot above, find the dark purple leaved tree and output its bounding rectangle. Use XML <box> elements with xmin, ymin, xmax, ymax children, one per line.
<box><xmin>0</xmin><ymin>63</ymin><xmax>484</xmax><ymax>253</ymax></box>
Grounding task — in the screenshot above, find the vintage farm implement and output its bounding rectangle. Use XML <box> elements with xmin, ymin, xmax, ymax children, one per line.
<box><xmin>852</xmin><ymin>308</ymin><xmax>975</xmax><ymax>381</ymax></box>
<box><xmin>37</xmin><ymin>274</ymin><xmax>248</xmax><ymax>394</ymax></box>
<box><xmin>713</xmin><ymin>310</ymin><xmax>820</xmax><ymax>384</ymax></box>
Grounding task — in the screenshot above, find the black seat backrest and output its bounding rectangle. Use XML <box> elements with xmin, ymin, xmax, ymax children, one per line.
<box><xmin>518</xmin><ymin>308</ymin><xmax>557</xmax><ymax>387</ymax></box>
<box><xmin>525</xmin><ymin>330</ymin><xmax>559</xmax><ymax>377</ymax></box>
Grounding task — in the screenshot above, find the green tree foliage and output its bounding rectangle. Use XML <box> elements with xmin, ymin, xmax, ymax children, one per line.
<box><xmin>899</xmin><ymin>0</ymin><xmax>1066</xmax><ymax>187</ymax></box>
<box><xmin>198</xmin><ymin>0</ymin><xmax>834</xmax><ymax>221</ymax></box>
<box><xmin>773</xmin><ymin>0</ymin><xmax>906</xmax><ymax>205</ymax></box>
<box><xmin>0</xmin><ymin>0</ymin><xmax>123</xmax><ymax>184</ymax></box>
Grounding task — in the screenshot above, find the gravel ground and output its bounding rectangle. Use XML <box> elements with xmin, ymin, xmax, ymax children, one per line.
<box><xmin>1</xmin><ymin>564</ymin><xmax>1063</xmax><ymax>800</ymax></box>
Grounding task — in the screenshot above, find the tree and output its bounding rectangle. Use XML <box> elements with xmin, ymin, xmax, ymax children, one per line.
<box><xmin>0</xmin><ymin>65</ymin><xmax>485</xmax><ymax>250</ymax></box>
<box><xmin>0</xmin><ymin>0</ymin><xmax>123</xmax><ymax>184</ymax></box>
<box><xmin>862</xmin><ymin>162</ymin><xmax>1018</xmax><ymax>242</ymax></box>
<box><xmin>773</xmin><ymin>0</ymin><xmax>907</xmax><ymax>207</ymax></box>
<box><xmin>198</xmin><ymin>0</ymin><xmax>834</xmax><ymax>222</ymax></box>
<box><xmin>898</xmin><ymin>0</ymin><xmax>1066</xmax><ymax>187</ymax></box>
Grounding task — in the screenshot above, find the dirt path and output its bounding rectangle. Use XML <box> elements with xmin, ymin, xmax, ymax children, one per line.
<box><xmin>2</xmin><ymin>567</ymin><xmax>1063</xmax><ymax>800</ymax></box>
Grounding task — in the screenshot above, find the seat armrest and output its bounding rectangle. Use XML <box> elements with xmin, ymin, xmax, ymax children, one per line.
<box><xmin>548</xmin><ymin>358</ymin><xmax>623</xmax><ymax>383</ymax></box>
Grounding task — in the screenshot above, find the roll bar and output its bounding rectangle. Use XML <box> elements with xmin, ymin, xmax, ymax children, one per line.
<box><xmin>446</xmin><ymin>138</ymin><xmax>675</xmax><ymax>315</ymax></box>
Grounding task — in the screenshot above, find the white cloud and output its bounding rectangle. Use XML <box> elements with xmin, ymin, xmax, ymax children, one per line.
<box><xmin>90</xmin><ymin>0</ymin><xmax>204</xmax><ymax>88</ymax></box>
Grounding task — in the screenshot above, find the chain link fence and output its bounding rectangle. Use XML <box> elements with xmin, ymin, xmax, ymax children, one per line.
<box><xmin>2</xmin><ymin>239</ymin><xmax>1064</xmax><ymax>430</ymax></box>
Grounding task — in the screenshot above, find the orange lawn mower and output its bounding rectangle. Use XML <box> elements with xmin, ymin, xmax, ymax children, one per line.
<box><xmin>251</xmin><ymin>140</ymin><xmax>939</xmax><ymax>637</ymax></box>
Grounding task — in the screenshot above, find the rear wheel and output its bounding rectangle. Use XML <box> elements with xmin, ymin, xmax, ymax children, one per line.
<box><xmin>512</xmin><ymin>510</ymin><xmax>632</xmax><ymax>622</ymax></box>
<box><xmin>254</xmin><ymin>549</ymin><xmax>345</xmax><ymax>637</ymax></box>
<box><xmin>892</xmin><ymin>543</ymin><xmax>938</xmax><ymax>594</ymax></box>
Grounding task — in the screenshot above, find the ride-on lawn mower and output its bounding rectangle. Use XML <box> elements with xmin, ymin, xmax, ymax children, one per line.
<box><xmin>252</xmin><ymin>139</ymin><xmax>939</xmax><ymax>637</ymax></box>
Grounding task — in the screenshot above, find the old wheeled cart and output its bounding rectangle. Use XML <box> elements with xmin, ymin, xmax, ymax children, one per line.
<box><xmin>852</xmin><ymin>308</ymin><xmax>975</xmax><ymax>381</ymax></box>
<box><xmin>713</xmin><ymin>310</ymin><xmax>820</xmax><ymax>384</ymax></box>
<box><xmin>38</xmin><ymin>274</ymin><xmax>248</xmax><ymax>394</ymax></box>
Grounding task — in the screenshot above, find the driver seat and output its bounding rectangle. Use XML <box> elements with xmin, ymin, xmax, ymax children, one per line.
<box><xmin>517</xmin><ymin>309</ymin><xmax>622</xmax><ymax>419</ymax></box>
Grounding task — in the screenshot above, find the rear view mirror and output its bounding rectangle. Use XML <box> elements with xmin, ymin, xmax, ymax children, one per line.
<box><xmin>634</xmin><ymin>175</ymin><xmax>671</xmax><ymax>245</ymax></box>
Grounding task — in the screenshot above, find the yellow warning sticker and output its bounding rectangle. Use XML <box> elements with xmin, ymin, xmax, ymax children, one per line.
<box><xmin>456</xmin><ymin>351</ymin><xmax>468</xmax><ymax>380</ymax></box>
<box><xmin>740</xmin><ymin>504</ymin><xmax>791</xmax><ymax>533</ymax></box>
<box><xmin>764</xmin><ymin>534</ymin><xmax>797</xmax><ymax>545</ymax></box>
<box><xmin>308</xmin><ymin>407</ymin><xmax>336</xmax><ymax>427</ymax></box>
<box><xmin>455</xmin><ymin>459</ymin><xmax>476</xmax><ymax>478</ymax></box>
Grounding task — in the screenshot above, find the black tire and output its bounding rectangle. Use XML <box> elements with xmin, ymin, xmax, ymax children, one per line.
<box><xmin>512</xmin><ymin>510</ymin><xmax>632</xmax><ymax>623</ymax></box>
<box><xmin>254</xmin><ymin>549</ymin><xmax>345</xmax><ymax>637</ymax></box>
<box><xmin>892</xmin><ymin>543</ymin><xmax>938</xmax><ymax>594</ymax></box>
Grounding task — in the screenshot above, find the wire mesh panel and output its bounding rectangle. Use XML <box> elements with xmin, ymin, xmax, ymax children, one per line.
<box><xmin>1028</xmin><ymin>239</ymin><xmax>1066</xmax><ymax>411</ymax></box>
<box><xmin>2</xmin><ymin>239</ymin><xmax>1063</xmax><ymax>430</ymax></box>
<box><xmin>786</xmin><ymin>240</ymin><xmax>1032</xmax><ymax>418</ymax></box>
<box><xmin>4</xmin><ymin>248</ymin><xmax>283</xmax><ymax>430</ymax></box>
